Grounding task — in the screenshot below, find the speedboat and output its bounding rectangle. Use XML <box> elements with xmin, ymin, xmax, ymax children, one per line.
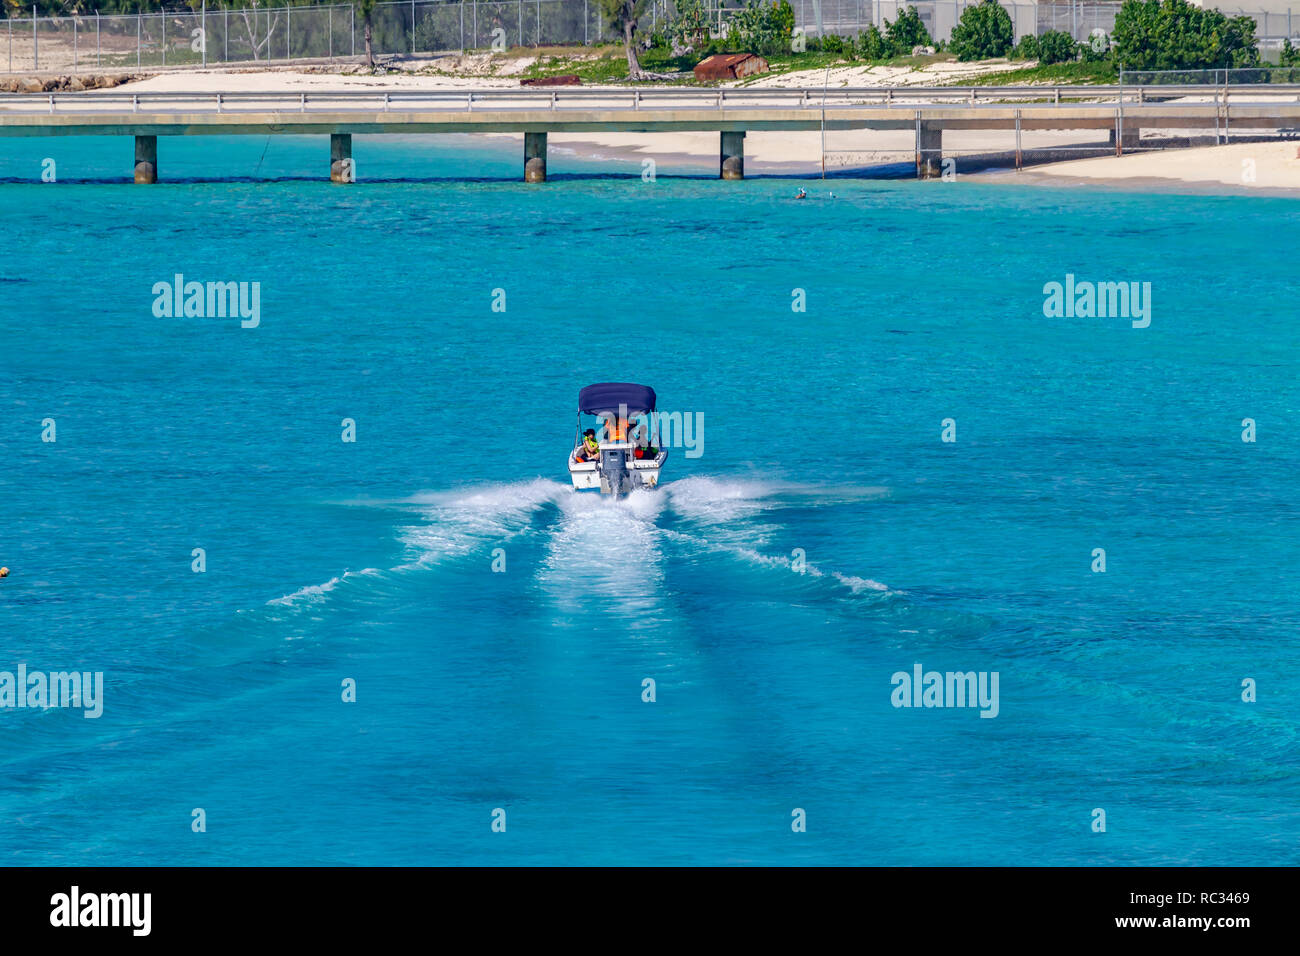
<box><xmin>567</xmin><ymin>382</ymin><xmax>668</xmax><ymax>496</ymax></box>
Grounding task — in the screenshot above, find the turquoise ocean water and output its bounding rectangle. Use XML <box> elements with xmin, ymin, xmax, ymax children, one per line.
<box><xmin>1</xmin><ymin>134</ymin><xmax>1298</xmax><ymax>865</ymax></box>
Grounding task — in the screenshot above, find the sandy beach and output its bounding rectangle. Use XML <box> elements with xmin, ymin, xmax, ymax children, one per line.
<box><xmin>554</xmin><ymin>130</ymin><xmax>1300</xmax><ymax>191</ymax></box>
<box><xmin>977</xmin><ymin>140</ymin><xmax>1300</xmax><ymax>194</ymax></box>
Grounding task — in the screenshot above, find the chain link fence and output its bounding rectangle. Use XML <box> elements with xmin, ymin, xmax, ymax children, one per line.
<box><xmin>1123</xmin><ymin>65</ymin><xmax>1300</xmax><ymax>82</ymax></box>
<box><xmin>4</xmin><ymin>1</ymin><xmax>1299</xmax><ymax>74</ymax></box>
<box><xmin>818</xmin><ymin>1</ymin><xmax>1297</xmax><ymax>43</ymax></box>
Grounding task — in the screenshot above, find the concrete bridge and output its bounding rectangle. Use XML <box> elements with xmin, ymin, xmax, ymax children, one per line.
<box><xmin>2</xmin><ymin>85</ymin><xmax>1298</xmax><ymax>182</ymax></box>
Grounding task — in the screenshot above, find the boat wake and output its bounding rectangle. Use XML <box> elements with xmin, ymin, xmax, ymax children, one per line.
<box><xmin>394</xmin><ymin>478</ymin><xmax>566</xmax><ymax>570</ymax></box>
<box><xmin>263</xmin><ymin>476</ymin><xmax>899</xmax><ymax>619</ymax></box>
<box><xmin>538</xmin><ymin>488</ymin><xmax>668</xmax><ymax>619</ymax></box>
<box><xmin>268</xmin><ymin>567</ymin><xmax>384</xmax><ymax>607</ymax></box>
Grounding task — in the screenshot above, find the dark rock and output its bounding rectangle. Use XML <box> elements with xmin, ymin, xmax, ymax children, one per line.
<box><xmin>520</xmin><ymin>74</ymin><xmax>581</xmax><ymax>86</ymax></box>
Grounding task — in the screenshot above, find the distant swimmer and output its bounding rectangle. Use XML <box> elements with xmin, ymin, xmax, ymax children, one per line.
<box><xmin>829</xmin><ymin>191</ymin><xmax>836</xmax><ymax>199</ymax></box>
<box><xmin>0</xmin><ymin>567</ymin><xmax>9</xmax><ymax>578</ymax></box>
<box><xmin>795</xmin><ymin>187</ymin><xmax>807</xmax><ymax>199</ymax></box>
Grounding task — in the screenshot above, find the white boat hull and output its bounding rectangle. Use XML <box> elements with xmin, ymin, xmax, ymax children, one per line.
<box><xmin>568</xmin><ymin>448</ymin><xmax>667</xmax><ymax>494</ymax></box>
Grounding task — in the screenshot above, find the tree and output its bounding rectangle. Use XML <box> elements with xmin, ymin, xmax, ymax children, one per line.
<box><xmin>357</xmin><ymin>0</ymin><xmax>377</xmax><ymax>69</ymax></box>
<box><xmin>236</xmin><ymin>2</ymin><xmax>284</xmax><ymax>63</ymax></box>
<box><xmin>600</xmin><ymin>0</ymin><xmax>649</xmax><ymax>81</ymax></box>
<box><xmin>1111</xmin><ymin>0</ymin><xmax>1259</xmax><ymax>71</ymax></box>
<box><xmin>948</xmin><ymin>0</ymin><xmax>1014</xmax><ymax>62</ymax></box>
<box><xmin>884</xmin><ymin>6</ymin><xmax>932</xmax><ymax>56</ymax></box>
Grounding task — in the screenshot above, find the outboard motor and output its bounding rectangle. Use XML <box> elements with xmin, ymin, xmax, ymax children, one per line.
<box><xmin>599</xmin><ymin>447</ymin><xmax>632</xmax><ymax>496</ymax></box>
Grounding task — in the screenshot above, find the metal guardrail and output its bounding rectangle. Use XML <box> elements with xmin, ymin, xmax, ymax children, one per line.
<box><xmin>3</xmin><ymin>84</ymin><xmax>1300</xmax><ymax>115</ymax></box>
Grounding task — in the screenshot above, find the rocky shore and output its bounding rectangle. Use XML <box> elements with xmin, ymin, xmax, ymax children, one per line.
<box><xmin>0</xmin><ymin>74</ymin><xmax>140</xmax><ymax>93</ymax></box>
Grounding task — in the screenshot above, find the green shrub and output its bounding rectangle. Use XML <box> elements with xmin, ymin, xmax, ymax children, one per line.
<box><xmin>1111</xmin><ymin>0</ymin><xmax>1260</xmax><ymax>71</ymax></box>
<box><xmin>949</xmin><ymin>0</ymin><xmax>1014</xmax><ymax>61</ymax></box>
<box><xmin>726</xmin><ymin>0</ymin><xmax>798</xmax><ymax>56</ymax></box>
<box><xmin>1010</xmin><ymin>33</ymin><xmax>1039</xmax><ymax>61</ymax></box>
<box><xmin>1281</xmin><ymin>38</ymin><xmax>1300</xmax><ymax>67</ymax></box>
<box><xmin>819</xmin><ymin>33</ymin><xmax>848</xmax><ymax>55</ymax></box>
<box><xmin>671</xmin><ymin>0</ymin><xmax>710</xmax><ymax>47</ymax></box>
<box><xmin>771</xmin><ymin>0</ymin><xmax>796</xmax><ymax>40</ymax></box>
<box><xmin>858</xmin><ymin>24</ymin><xmax>888</xmax><ymax>60</ymax></box>
<box><xmin>884</xmin><ymin>6</ymin><xmax>932</xmax><ymax>55</ymax></box>
<box><xmin>1037</xmin><ymin>29</ymin><xmax>1078</xmax><ymax>65</ymax></box>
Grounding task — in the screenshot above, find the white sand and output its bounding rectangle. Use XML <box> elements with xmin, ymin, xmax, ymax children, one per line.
<box><xmin>123</xmin><ymin>67</ymin><xmax>524</xmax><ymax>92</ymax></box>
<box><xmin>1008</xmin><ymin>141</ymin><xmax>1300</xmax><ymax>191</ymax></box>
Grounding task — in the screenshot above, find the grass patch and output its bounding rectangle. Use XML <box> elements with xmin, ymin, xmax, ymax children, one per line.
<box><xmin>520</xmin><ymin>50</ymin><xmax>632</xmax><ymax>83</ymax></box>
<box><xmin>951</xmin><ymin>61</ymin><xmax>1119</xmax><ymax>85</ymax></box>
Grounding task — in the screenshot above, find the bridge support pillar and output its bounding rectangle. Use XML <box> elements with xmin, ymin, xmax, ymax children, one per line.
<box><xmin>916</xmin><ymin>122</ymin><xmax>942</xmax><ymax>179</ymax></box>
<box><xmin>524</xmin><ymin>131</ymin><xmax>547</xmax><ymax>183</ymax></box>
<box><xmin>134</xmin><ymin>135</ymin><xmax>157</xmax><ymax>184</ymax></box>
<box><xmin>330</xmin><ymin>133</ymin><xmax>354</xmax><ymax>183</ymax></box>
<box><xmin>1109</xmin><ymin>125</ymin><xmax>1140</xmax><ymax>153</ymax></box>
<box><xmin>720</xmin><ymin>130</ymin><xmax>745</xmax><ymax>180</ymax></box>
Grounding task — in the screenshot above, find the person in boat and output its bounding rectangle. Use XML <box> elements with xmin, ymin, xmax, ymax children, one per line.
<box><xmin>633</xmin><ymin>426</ymin><xmax>658</xmax><ymax>460</ymax></box>
<box><xmin>627</xmin><ymin>417</ymin><xmax>649</xmax><ymax>459</ymax></box>
<box><xmin>574</xmin><ymin>428</ymin><xmax>599</xmax><ymax>463</ymax></box>
<box><xmin>604</xmin><ymin>415</ymin><xmax>632</xmax><ymax>442</ymax></box>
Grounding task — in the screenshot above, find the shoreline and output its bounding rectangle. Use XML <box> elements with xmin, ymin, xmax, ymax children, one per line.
<box><xmin>972</xmin><ymin>169</ymin><xmax>1300</xmax><ymax>199</ymax></box>
<box><xmin>970</xmin><ymin>141</ymin><xmax>1300</xmax><ymax>198</ymax></box>
<box><xmin>542</xmin><ymin>133</ymin><xmax>1300</xmax><ymax>196</ymax></box>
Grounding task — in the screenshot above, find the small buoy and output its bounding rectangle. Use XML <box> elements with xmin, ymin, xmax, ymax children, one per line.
<box><xmin>0</xmin><ymin>567</ymin><xmax>9</xmax><ymax>577</ymax></box>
